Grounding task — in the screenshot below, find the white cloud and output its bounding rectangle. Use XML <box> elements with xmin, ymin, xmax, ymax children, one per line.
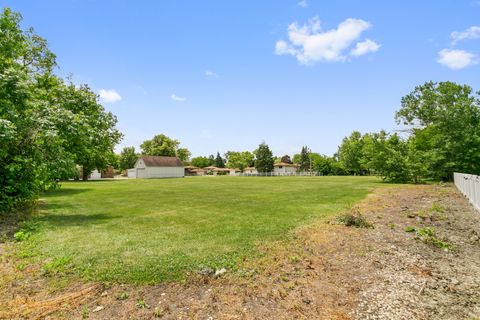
<box><xmin>451</xmin><ymin>26</ymin><xmax>480</xmax><ymax>44</ymax></box>
<box><xmin>99</xmin><ymin>89</ymin><xmax>122</xmax><ymax>103</ymax></box>
<box><xmin>298</xmin><ymin>0</ymin><xmax>308</xmax><ymax>7</ymax></box>
<box><xmin>205</xmin><ymin>70</ymin><xmax>219</xmax><ymax>78</ymax></box>
<box><xmin>170</xmin><ymin>94</ymin><xmax>187</xmax><ymax>102</ymax></box>
<box><xmin>437</xmin><ymin>49</ymin><xmax>477</xmax><ymax>69</ymax></box>
<box><xmin>350</xmin><ymin>39</ymin><xmax>381</xmax><ymax>56</ymax></box>
<box><xmin>451</xmin><ymin>26</ymin><xmax>480</xmax><ymax>45</ymax></box>
<box><xmin>275</xmin><ymin>17</ymin><xmax>379</xmax><ymax>64</ymax></box>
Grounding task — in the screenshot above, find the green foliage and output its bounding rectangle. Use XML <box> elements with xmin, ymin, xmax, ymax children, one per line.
<box><xmin>298</xmin><ymin>146</ymin><xmax>311</xmax><ymax>171</ymax></box>
<box><xmin>280</xmin><ymin>155</ymin><xmax>292</xmax><ymax>164</ymax></box>
<box><xmin>415</xmin><ymin>227</ymin><xmax>451</xmax><ymax>249</ymax></box>
<box><xmin>13</xmin><ymin>220</ymin><xmax>39</xmax><ymax>241</ymax></box>
<box><xmin>140</xmin><ymin>134</ymin><xmax>179</xmax><ymax>157</ymax></box>
<box><xmin>405</xmin><ymin>226</ymin><xmax>416</xmax><ymax>232</ymax></box>
<box><xmin>0</xmin><ymin>8</ymin><xmax>122</xmax><ymax>211</ymax></box>
<box><xmin>226</xmin><ymin>151</ymin><xmax>254</xmax><ymax>171</ymax></box>
<box><xmin>311</xmin><ymin>154</ymin><xmax>346</xmax><ymax>176</ymax></box>
<box><xmin>214</xmin><ymin>152</ymin><xmax>225</xmax><ymax>168</ymax></box>
<box><xmin>338</xmin><ymin>131</ymin><xmax>367</xmax><ymax>175</ymax></box>
<box><xmin>136</xmin><ymin>299</ymin><xmax>149</xmax><ymax>309</ymax></box>
<box><xmin>396</xmin><ymin>81</ymin><xmax>480</xmax><ymax>180</ymax></box>
<box><xmin>116</xmin><ymin>291</ymin><xmax>129</xmax><ymax>300</ymax></box>
<box><xmin>43</xmin><ymin>256</ymin><xmax>73</xmax><ymax>276</ymax></box>
<box><xmin>191</xmin><ymin>156</ymin><xmax>213</xmax><ymax>168</ymax></box>
<box><xmin>176</xmin><ymin>148</ymin><xmax>191</xmax><ymax>162</ymax></box>
<box><xmin>119</xmin><ymin>147</ymin><xmax>138</xmax><ymax>170</ymax></box>
<box><xmin>254</xmin><ymin>142</ymin><xmax>274</xmax><ymax>173</ymax></box>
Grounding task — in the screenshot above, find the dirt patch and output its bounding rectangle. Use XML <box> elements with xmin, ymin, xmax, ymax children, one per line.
<box><xmin>1</xmin><ymin>184</ymin><xmax>479</xmax><ymax>319</ymax></box>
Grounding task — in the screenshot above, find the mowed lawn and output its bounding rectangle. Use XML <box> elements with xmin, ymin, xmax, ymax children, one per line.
<box><xmin>22</xmin><ymin>176</ymin><xmax>380</xmax><ymax>283</ymax></box>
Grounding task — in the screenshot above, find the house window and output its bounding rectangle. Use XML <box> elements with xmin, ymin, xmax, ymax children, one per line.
<box><xmin>279</xmin><ymin>166</ymin><xmax>283</xmax><ymax>169</ymax></box>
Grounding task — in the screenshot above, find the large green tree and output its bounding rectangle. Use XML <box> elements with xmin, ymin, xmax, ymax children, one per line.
<box><xmin>337</xmin><ymin>131</ymin><xmax>367</xmax><ymax>175</ymax></box>
<box><xmin>191</xmin><ymin>156</ymin><xmax>213</xmax><ymax>168</ymax></box>
<box><xmin>226</xmin><ymin>151</ymin><xmax>254</xmax><ymax>172</ymax></box>
<box><xmin>0</xmin><ymin>8</ymin><xmax>122</xmax><ymax>210</ymax></box>
<box><xmin>140</xmin><ymin>134</ymin><xmax>179</xmax><ymax>157</ymax></box>
<box><xmin>254</xmin><ymin>142</ymin><xmax>274</xmax><ymax>173</ymax></box>
<box><xmin>298</xmin><ymin>146</ymin><xmax>311</xmax><ymax>171</ymax></box>
<box><xmin>396</xmin><ymin>81</ymin><xmax>480</xmax><ymax>180</ymax></box>
<box><xmin>140</xmin><ymin>134</ymin><xmax>191</xmax><ymax>163</ymax></box>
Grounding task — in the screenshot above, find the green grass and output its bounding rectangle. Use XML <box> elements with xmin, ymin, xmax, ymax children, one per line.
<box><xmin>17</xmin><ymin>176</ymin><xmax>380</xmax><ymax>283</ymax></box>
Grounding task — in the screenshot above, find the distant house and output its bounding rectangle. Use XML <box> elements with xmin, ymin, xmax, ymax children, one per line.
<box><xmin>211</xmin><ymin>167</ymin><xmax>240</xmax><ymax>176</ymax></box>
<box><xmin>273</xmin><ymin>162</ymin><xmax>299</xmax><ymax>175</ymax></box>
<box><xmin>243</xmin><ymin>167</ymin><xmax>258</xmax><ymax>175</ymax></box>
<box><xmin>128</xmin><ymin>156</ymin><xmax>184</xmax><ymax>179</ymax></box>
<box><xmin>184</xmin><ymin>166</ymin><xmax>206</xmax><ymax>176</ymax></box>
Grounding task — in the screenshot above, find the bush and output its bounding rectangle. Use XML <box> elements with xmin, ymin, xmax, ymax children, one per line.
<box><xmin>336</xmin><ymin>210</ymin><xmax>373</xmax><ymax>228</ymax></box>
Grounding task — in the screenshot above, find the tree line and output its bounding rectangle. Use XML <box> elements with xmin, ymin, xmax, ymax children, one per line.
<box><xmin>128</xmin><ymin>81</ymin><xmax>480</xmax><ymax>184</ymax></box>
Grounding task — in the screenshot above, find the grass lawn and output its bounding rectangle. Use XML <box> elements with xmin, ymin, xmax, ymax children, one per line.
<box><xmin>18</xmin><ymin>176</ymin><xmax>380</xmax><ymax>283</ymax></box>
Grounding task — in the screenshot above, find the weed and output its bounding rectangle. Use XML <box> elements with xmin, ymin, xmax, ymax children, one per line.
<box><xmin>16</xmin><ymin>263</ymin><xmax>27</xmax><ymax>271</ymax></box>
<box><xmin>288</xmin><ymin>255</ymin><xmax>300</xmax><ymax>263</ymax></box>
<box><xmin>153</xmin><ymin>307</ymin><xmax>163</xmax><ymax>318</ymax></box>
<box><xmin>389</xmin><ymin>223</ymin><xmax>395</xmax><ymax>229</ymax></box>
<box><xmin>405</xmin><ymin>226</ymin><xmax>416</xmax><ymax>233</ymax></box>
<box><xmin>43</xmin><ymin>256</ymin><xmax>72</xmax><ymax>276</ymax></box>
<box><xmin>81</xmin><ymin>306</ymin><xmax>89</xmax><ymax>319</ymax></box>
<box><xmin>416</xmin><ymin>227</ymin><xmax>451</xmax><ymax>249</ymax></box>
<box><xmin>13</xmin><ymin>220</ymin><xmax>39</xmax><ymax>242</ymax></box>
<box><xmin>430</xmin><ymin>202</ymin><xmax>444</xmax><ymax>213</ymax></box>
<box><xmin>116</xmin><ymin>291</ymin><xmax>129</xmax><ymax>300</ymax></box>
<box><xmin>136</xmin><ymin>299</ymin><xmax>149</xmax><ymax>309</ymax></box>
<box><xmin>336</xmin><ymin>212</ymin><xmax>373</xmax><ymax>228</ymax></box>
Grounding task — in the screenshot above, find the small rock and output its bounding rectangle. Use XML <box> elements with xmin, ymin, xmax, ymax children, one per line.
<box><xmin>214</xmin><ymin>268</ymin><xmax>227</xmax><ymax>277</ymax></box>
<box><xmin>92</xmin><ymin>306</ymin><xmax>104</xmax><ymax>312</ymax></box>
<box><xmin>100</xmin><ymin>291</ymin><xmax>108</xmax><ymax>297</ymax></box>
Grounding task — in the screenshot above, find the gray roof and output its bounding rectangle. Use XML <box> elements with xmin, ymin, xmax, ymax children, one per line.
<box><xmin>140</xmin><ymin>156</ymin><xmax>183</xmax><ymax>167</ymax></box>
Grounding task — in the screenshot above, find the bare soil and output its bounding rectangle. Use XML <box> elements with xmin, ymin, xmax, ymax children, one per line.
<box><xmin>1</xmin><ymin>184</ymin><xmax>479</xmax><ymax>319</ymax></box>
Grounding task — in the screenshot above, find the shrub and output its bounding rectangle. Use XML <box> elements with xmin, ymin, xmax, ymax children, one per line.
<box><xmin>336</xmin><ymin>211</ymin><xmax>373</xmax><ymax>228</ymax></box>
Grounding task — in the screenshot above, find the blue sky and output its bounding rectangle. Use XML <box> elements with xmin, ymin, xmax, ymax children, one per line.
<box><xmin>2</xmin><ymin>0</ymin><xmax>479</xmax><ymax>157</ymax></box>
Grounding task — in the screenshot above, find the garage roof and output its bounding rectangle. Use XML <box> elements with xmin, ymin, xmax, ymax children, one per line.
<box><xmin>139</xmin><ymin>156</ymin><xmax>183</xmax><ymax>167</ymax></box>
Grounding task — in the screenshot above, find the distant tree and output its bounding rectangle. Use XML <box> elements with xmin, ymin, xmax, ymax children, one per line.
<box><xmin>214</xmin><ymin>152</ymin><xmax>225</xmax><ymax>168</ymax></box>
<box><xmin>140</xmin><ymin>134</ymin><xmax>179</xmax><ymax>157</ymax></box>
<box><xmin>119</xmin><ymin>147</ymin><xmax>138</xmax><ymax>170</ymax></box>
<box><xmin>191</xmin><ymin>156</ymin><xmax>212</xmax><ymax>168</ymax></box>
<box><xmin>208</xmin><ymin>154</ymin><xmax>215</xmax><ymax>165</ymax></box>
<box><xmin>337</xmin><ymin>131</ymin><xmax>366</xmax><ymax>175</ymax></box>
<box><xmin>226</xmin><ymin>151</ymin><xmax>254</xmax><ymax>172</ymax></box>
<box><xmin>280</xmin><ymin>155</ymin><xmax>292</xmax><ymax>164</ymax></box>
<box><xmin>300</xmin><ymin>146</ymin><xmax>312</xmax><ymax>171</ymax></box>
<box><xmin>176</xmin><ymin>148</ymin><xmax>191</xmax><ymax>162</ymax></box>
<box><xmin>254</xmin><ymin>142</ymin><xmax>274</xmax><ymax>173</ymax></box>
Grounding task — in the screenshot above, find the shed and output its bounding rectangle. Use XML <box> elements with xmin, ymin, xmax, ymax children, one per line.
<box><xmin>128</xmin><ymin>156</ymin><xmax>184</xmax><ymax>179</ymax></box>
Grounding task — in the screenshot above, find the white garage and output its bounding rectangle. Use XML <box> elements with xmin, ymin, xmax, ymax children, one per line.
<box><xmin>128</xmin><ymin>156</ymin><xmax>184</xmax><ymax>179</ymax></box>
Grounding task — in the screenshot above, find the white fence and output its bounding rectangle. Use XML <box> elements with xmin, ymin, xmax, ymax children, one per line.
<box><xmin>454</xmin><ymin>172</ymin><xmax>480</xmax><ymax>211</ymax></box>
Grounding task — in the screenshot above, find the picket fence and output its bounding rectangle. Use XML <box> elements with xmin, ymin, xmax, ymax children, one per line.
<box><xmin>454</xmin><ymin>172</ymin><xmax>480</xmax><ymax>211</ymax></box>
